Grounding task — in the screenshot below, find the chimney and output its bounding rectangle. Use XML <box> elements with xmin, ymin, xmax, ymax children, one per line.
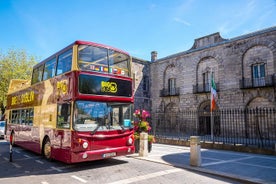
<box><xmin>151</xmin><ymin>51</ymin><xmax>157</xmax><ymax>62</ymax></box>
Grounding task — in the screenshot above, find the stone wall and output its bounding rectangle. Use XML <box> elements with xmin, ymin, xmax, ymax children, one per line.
<box><xmin>150</xmin><ymin>27</ymin><xmax>276</xmax><ymax>114</ymax></box>
<box><xmin>132</xmin><ymin>57</ymin><xmax>151</xmax><ymax>111</ymax></box>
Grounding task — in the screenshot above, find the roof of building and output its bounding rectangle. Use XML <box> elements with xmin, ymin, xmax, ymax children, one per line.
<box><xmin>156</xmin><ymin>26</ymin><xmax>276</xmax><ymax>62</ymax></box>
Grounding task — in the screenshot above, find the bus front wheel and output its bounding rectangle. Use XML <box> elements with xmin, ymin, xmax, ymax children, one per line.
<box><xmin>43</xmin><ymin>138</ymin><xmax>52</xmax><ymax>160</ymax></box>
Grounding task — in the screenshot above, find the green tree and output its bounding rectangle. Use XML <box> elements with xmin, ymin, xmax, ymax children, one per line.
<box><xmin>0</xmin><ymin>48</ymin><xmax>38</xmax><ymax>107</ymax></box>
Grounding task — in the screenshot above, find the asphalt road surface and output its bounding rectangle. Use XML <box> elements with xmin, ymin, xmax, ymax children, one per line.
<box><xmin>0</xmin><ymin>139</ymin><xmax>242</xmax><ymax>184</ymax></box>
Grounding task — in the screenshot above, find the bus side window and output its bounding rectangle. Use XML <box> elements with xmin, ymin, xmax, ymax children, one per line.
<box><xmin>43</xmin><ymin>58</ymin><xmax>56</xmax><ymax>80</ymax></box>
<box><xmin>56</xmin><ymin>49</ymin><xmax>72</xmax><ymax>75</ymax></box>
<box><xmin>32</xmin><ymin>65</ymin><xmax>44</xmax><ymax>84</ymax></box>
<box><xmin>26</xmin><ymin>108</ymin><xmax>34</xmax><ymax>126</ymax></box>
<box><xmin>57</xmin><ymin>103</ymin><xmax>71</xmax><ymax>129</ymax></box>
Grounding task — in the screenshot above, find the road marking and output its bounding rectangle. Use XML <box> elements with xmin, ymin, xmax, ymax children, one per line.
<box><xmin>24</xmin><ymin>154</ymin><xmax>31</xmax><ymax>158</ymax></box>
<box><xmin>51</xmin><ymin>166</ymin><xmax>63</xmax><ymax>172</ymax></box>
<box><xmin>35</xmin><ymin>160</ymin><xmax>44</xmax><ymax>164</ymax></box>
<box><xmin>41</xmin><ymin>182</ymin><xmax>49</xmax><ymax>184</ymax></box>
<box><xmin>3</xmin><ymin>157</ymin><xmax>9</xmax><ymax>161</ymax></box>
<box><xmin>107</xmin><ymin>168</ymin><xmax>182</xmax><ymax>184</ymax></box>
<box><xmin>15</xmin><ymin>150</ymin><xmax>21</xmax><ymax>154</ymax></box>
<box><xmin>236</xmin><ymin>161</ymin><xmax>276</xmax><ymax>170</ymax></box>
<box><xmin>16</xmin><ymin>156</ymin><xmax>41</xmax><ymax>161</ymax></box>
<box><xmin>12</xmin><ymin>163</ymin><xmax>22</xmax><ymax>168</ymax></box>
<box><xmin>71</xmin><ymin>175</ymin><xmax>87</xmax><ymax>183</ymax></box>
<box><xmin>202</xmin><ymin>156</ymin><xmax>254</xmax><ymax>166</ymax></box>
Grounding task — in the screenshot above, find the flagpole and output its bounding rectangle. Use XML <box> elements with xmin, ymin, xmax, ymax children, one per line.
<box><xmin>210</xmin><ymin>70</ymin><xmax>214</xmax><ymax>141</ymax></box>
<box><xmin>211</xmin><ymin>109</ymin><xmax>214</xmax><ymax>140</ymax></box>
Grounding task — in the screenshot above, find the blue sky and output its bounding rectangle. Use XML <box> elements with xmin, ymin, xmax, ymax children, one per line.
<box><xmin>0</xmin><ymin>0</ymin><xmax>276</xmax><ymax>61</ymax></box>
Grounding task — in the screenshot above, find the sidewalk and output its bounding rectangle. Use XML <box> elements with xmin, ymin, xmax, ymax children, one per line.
<box><xmin>130</xmin><ymin>143</ymin><xmax>276</xmax><ymax>184</ymax></box>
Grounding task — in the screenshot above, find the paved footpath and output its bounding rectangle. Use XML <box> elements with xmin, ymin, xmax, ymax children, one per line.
<box><xmin>130</xmin><ymin>143</ymin><xmax>276</xmax><ymax>184</ymax></box>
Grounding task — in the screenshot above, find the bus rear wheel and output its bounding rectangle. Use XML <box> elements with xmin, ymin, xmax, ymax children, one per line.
<box><xmin>43</xmin><ymin>138</ymin><xmax>52</xmax><ymax>160</ymax></box>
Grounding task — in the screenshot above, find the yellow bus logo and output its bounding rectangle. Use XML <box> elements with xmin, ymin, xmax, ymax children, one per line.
<box><xmin>57</xmin><ymin>80</ymin><xmax>68</xmax><ymax>94</ymax></box>
<box><xmin>101</xmin><ymin>81</ymin><xmax>117</xmax><ymax>93</ymax></box>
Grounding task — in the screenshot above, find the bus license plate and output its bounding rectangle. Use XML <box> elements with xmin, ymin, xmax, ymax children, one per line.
<box><xmin>103</xmin><ymin>152</ymin><xmax>116</xmax><ymax>158</ymax></box>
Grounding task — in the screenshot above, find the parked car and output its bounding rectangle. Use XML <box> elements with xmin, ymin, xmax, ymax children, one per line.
<box><xmin>0</xmin><ymin>121</ymin><xmax>5</xmax><ymax>139</ymax></box>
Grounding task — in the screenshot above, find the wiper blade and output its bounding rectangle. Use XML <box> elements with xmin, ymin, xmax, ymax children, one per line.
<box><xmin>91</xmin><ymin>125</ymin><xmax>100</xmax><ymax>135</ymax></box>
<box><xmin>120</xmin><ymin>124</ymin><xmax>125</xmax><ymax>132</ymax></box>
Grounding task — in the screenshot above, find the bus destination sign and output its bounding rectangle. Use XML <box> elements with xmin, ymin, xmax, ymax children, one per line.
<box><xmin>79</xmin><ymin>74</ymin><xmax>132</xmax><ymax>97</ymax></box>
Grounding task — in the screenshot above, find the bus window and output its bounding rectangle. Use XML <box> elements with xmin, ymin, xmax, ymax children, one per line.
<box><xmin>21</xmin><ymin>109</ymin><xmax>26</xmax><ymax>125</ymax></box>
<box><xmin>10</xmin><ymin>108</ymin><xmax>34</xmax><ymax>125</ymax></box>
<box><xmin>57</xmin><ymin>103</ymin><xmax>71</xmax><ymax>129</ymax></box>
<box><xmin>26</xmin><ymin>108</ymin><xmax>34</xmax><ymax>126</ymax></box>
<box><xmin>11</xmin><ymin>110</ymin><xmax>19</xmax><ymax>124</ymax></box>
<box><xmin>73</xmin><ymin>101</ymin><xmax>133</xmax><ymax>132</ymax></box>
<box><xmin>56</xmin><ymin>49</ymin><xmax>72</xmax><ymax>76</ymax></box>
<box><xmin>78</xmin><ymin>45</ymin><xmax>130</xmax><ymax>77</ymax></box>
<box><xmin>109</xmin><ymin>50</ymin><xmax>130</xmax><ymax>76</ymax></box>
<box><xmin>112</xmin><ymin>105</ymin><xmax>133</xmax><ymax>128</ymax></box>
<box><xmin>32</xmin><ymin>65</ymin><xmax>44</xmax><ymax>84</ymax></box>
<box><xmin>43</xmin><ymin>58</ymin><xmax>56</xmax><ymax>80</ymax></box>
<box><xmin>78</xmin><ymin>45</ymin><xmax>108</xmax><ymax>72</ymax></box>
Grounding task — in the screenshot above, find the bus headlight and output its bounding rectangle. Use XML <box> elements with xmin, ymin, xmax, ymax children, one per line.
<box><xmin>82</xmin><ymin>141</ymin><xmax>89</xmax><ymax>149</ymax></box>
<box><xmin>127</xmin><ymin>137</ymin><xmax>133</xmax><ymax>145</ymax></box>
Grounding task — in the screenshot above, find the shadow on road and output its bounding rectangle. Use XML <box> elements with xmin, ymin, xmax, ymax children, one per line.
<box><xmin>0</xmin><ymin>141</ymin><xmax>128</xmax><ymax>179</ymax></box>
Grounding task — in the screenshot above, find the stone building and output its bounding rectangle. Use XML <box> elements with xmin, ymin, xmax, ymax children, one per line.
<box><xmin>150</xmin><ymin>26</ymin><xmax>276</xmax><ymax>113</ymax></box>
<box><xmin>132</xmin><ymin>57</ymin><xmax>151</xmax><ymax>111</ymax></box>
<box><xmin>132</xmin><ymin>26</ymin><xmax>276</xmax><ymax>142</ymax></box>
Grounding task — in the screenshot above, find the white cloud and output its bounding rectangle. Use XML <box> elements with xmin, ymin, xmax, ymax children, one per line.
<box><xmin>173</xmin><ymin>17</ymin><xmax>191</xmax><ymax>26</ymax></box>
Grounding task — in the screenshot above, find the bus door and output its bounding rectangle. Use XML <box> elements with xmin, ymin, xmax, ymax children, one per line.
<box><xmin>54</xmin><ymin>103</ymin><xmax>71</xmax><ymax>148</ymax></box>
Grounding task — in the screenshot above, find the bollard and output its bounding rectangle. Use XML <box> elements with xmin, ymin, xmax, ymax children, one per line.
<box><xmin>9</xmin><ymin>144</ymin><xmax>13</xmax><ymax>162</ymax></box>
<box><xmin>9</xmin><ymin>134</ymin><xmax>13</xmax><ymax>162</ymax></box>
<box><xmin>139</xmin><ymin>132</ymin><xmax>148</xmax><ymax>157</ymax></box>
<box><xmin>190</xmin><ymin>136</ymin><xmax>201</xmax><ymax>167</ymax></box>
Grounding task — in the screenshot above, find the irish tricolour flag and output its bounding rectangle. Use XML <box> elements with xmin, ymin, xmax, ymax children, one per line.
<box><xmin>210</xmin><ymin>74</ymin><xmax>217</xmax><ymax>112</ymax></box>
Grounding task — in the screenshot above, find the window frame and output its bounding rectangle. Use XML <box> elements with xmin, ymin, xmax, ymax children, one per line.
<box><xmin>56</xmin><ymin>48</ymin><xmax>73</xmax><ymax>76</ymax></box>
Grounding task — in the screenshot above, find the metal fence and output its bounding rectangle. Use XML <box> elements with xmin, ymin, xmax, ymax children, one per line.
<box><xmin>151</xmin><ymin>108</ymin><xmax>276</xmax><ymax>150</ymax></box>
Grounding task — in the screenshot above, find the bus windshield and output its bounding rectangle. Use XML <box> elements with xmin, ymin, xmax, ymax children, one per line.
<box><xmin>73</xmin><ymin>101</ymin><xmax>133</xmax><ymax>132</ymax></box>
<box><xmin>78</xmin><ymin>45</ymin><xmax>130</xmax><ymax>77</ymax></box>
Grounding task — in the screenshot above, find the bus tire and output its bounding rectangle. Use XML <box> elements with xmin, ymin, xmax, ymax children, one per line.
<box><xmin>43</xmin><ymin>137</ymin><xmax>52</xmax><ymax>161</ymax></box>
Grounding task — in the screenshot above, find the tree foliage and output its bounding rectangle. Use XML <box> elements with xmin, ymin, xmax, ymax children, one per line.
<box><xmin>0</xmin><ymin>48</ymin><xmax>38</xmax><ymax>108</ymax></box>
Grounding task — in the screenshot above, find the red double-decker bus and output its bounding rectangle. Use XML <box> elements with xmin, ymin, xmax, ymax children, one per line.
<box><xmin>5</xmin><ymin>40</ymin><xmax>134</xmax><ymax>163</ymax></box>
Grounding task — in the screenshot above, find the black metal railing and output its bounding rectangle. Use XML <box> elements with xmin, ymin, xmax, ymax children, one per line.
<box><xmin>151</xmin><ymin>108</ymin><xmax>276</xmax><ymax>151</ymax></box>
<box><xmin>160</xmin><ymin>87</ymin><xmax>180</xmax><ymax>97</ymax></box>
<box><xmin>193</xmin><ymin>83</ymin><xmax>219</xmax><ymax>93</ymax></box>
<box><xmin>240</xmin><ymin>75</ymin><xmax>276</xmax><ymax>89</ymax></box>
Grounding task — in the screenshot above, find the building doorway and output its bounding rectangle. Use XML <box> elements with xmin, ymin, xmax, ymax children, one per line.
<box><xmin>198</xmin><ymin>101</ymin><xmax>220</xmax><ymax>136</ymax></box>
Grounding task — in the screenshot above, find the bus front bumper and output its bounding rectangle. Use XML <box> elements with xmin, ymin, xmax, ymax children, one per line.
<box><xmin>71</xmin><ymin>146</ymin><xmax>135</xmax><ymax>163</ymax></box>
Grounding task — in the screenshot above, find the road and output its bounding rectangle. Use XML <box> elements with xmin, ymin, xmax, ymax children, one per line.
<box><xmin>0</xmin><ymin>139</ymin><xmax>243</xmax><ymax>184</ymax></box>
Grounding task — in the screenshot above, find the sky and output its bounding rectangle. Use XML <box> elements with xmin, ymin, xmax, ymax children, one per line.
<box><xmin>0</xmin><ymin>0</ymin><xmax>276</xmax><ymax>61</ymax></box>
